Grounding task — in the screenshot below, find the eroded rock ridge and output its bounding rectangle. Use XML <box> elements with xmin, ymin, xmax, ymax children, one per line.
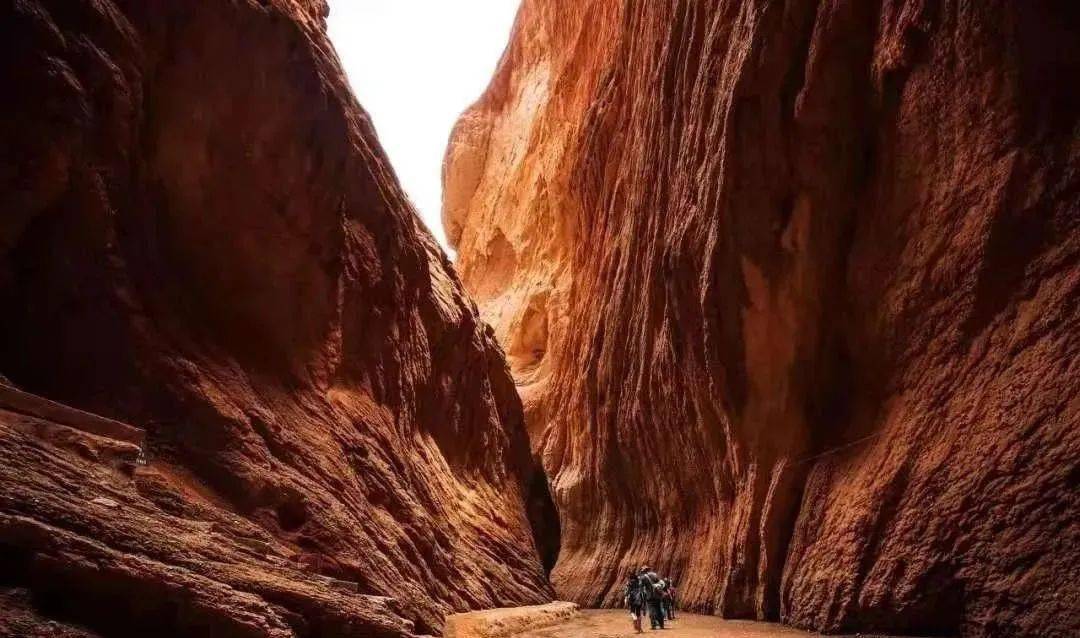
<box><xmin>0</xmin><ymin>1</ymin><xmax>552</xmax><ymax>635</ymax></box>
<box><xmin>445</xmin><ymin>1</ymin><xmax>1079</xmax><ymax>636</ymax></box>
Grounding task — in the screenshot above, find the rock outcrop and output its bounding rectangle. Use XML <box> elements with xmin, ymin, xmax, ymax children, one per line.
<box><xmin>443</xmin><ymin>601</ymin><xmax>579</xmax><ymax>638</ymax></box>
<box><xmin>444</xmin><ymin>1</ymin><xmax>1079</xmax><ymax>636</ymax></box>
<box><xmin>0</xmin><ymin>1</ymin><xmax>552</xmax><ymax>635</ymax></box>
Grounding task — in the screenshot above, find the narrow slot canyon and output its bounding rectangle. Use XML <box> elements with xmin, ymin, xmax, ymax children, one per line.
<box><xmin>1</xmin><ymin>1</ymin><xmax>1077</xmax><ymax>638</ymax></box>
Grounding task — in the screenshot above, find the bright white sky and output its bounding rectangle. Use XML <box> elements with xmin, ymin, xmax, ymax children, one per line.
<box><xmin>327</xmin><ymin>1</ymin><xmax>522</xmax><ymax>250</ymax></box>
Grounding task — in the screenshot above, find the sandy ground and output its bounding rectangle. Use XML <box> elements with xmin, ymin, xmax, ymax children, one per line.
<box><xmin>511</xmin><ymin>610</ymin><xmax>818</xmax><ymax>638</ymax></box>
<box><xmin>444</xmin><ymin>602</ymin><xmax>580</xmax><ymax>637</ymax></box>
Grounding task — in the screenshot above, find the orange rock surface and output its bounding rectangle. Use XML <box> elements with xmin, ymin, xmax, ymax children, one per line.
<box><xmin>0</xmin><ymin>0</ymin><xmax>551</xmax><ymax>635</ymax></box>
<box><xmin>445</xmin><ymin>1</ymin><xmax>1079</xmax><ymax>636</ymax></box>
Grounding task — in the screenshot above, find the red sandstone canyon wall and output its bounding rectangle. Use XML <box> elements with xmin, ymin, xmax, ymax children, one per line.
<box><xmin>444</xmin><ymin>1</ymin><xmax>1080</xmax><ymax>636</ymax></box>
<box><xmin>0</xmin><ymin>1</ymin><xmax>552</xmax><ymax>636</ymax></box>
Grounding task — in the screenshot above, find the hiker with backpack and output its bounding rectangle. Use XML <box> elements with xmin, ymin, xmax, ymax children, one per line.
<box><xmin>640</xmin><ymin>566</ymin><xmax>665</xmax><ymax>629</ymax></box>
<box><xmin>662</xmin><ymin>579</ymin><xmax>676</xmax><ymax>620</ymax></box>
<box><xmin>624</xmin><ymin>569</ymin><xmax>646</xmax><ymax>632</ymax></box>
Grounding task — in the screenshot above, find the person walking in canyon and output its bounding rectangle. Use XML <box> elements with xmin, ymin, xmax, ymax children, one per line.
<box><xmin>662</xmin><ymin>579</ymin><xmax>676</xmax><ymax>621</ymax></box>
<box><xmin>640</xmin><ymin>566</ymin><xmax>666</xmax><ymax>630</ymax></box>
<box><xmin>624</xmin><ymin>569</ymin><xmax>646</xmax><ymax>632</ymax></box>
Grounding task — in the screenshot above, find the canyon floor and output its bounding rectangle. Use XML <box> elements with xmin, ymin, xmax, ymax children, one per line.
<box><xmin>502</xmin><ymin>610</ymin><xmax>913</xmax><ymax>638</ymax></box>
<box><xmin>3</xmin><ymin>1</ymin><xmax>1076</xmax><ymax>637</ymax></box>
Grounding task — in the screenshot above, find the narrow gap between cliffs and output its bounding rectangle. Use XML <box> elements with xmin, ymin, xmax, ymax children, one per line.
<box><xmin>325</xmin><ymin>1</ymin><xmax>522</xmax><ymax>255</ymax></box>
<box><xmin>326</xmin><ymin>0</ymin><xmax>563</xmax><ymax>582</ymax></box>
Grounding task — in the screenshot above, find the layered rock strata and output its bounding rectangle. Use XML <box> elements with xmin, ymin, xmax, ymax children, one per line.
<box><xmin>445</xmin><ymin>1</ymin><xmax>1080</xmax><ymax>636</ymax></box>
<box><xmin>0</xmin><ymin>0</ymin><xmax>552</xmax><ymax>635</ymax></box>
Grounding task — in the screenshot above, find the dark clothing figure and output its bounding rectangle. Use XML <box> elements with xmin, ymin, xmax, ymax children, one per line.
<box><xmin>624</xmin><ymin>575</ymin><xmax>645</xmax><ymax>632</ymax></box>
<box><xmin>660</xmin><ymin>581</ymin><xmax>676</xmax><ymax>620</ymax></box>
<box><xmin>640</xmin><ymin>572</ymin><xmax>664</xmax><ymax>629</ymax></box>
<box><xmin>647</xmin><ymin>599</ymin><xmax>665</xmax><ymax>629</ymax></box>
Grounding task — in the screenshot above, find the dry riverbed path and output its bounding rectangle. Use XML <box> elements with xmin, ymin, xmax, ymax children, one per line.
<box><xmin>510</xmin><ymin>610</ymin><xmax>814</xmax><ymax>638</ymax></box>
<box><xmin>444</xmin><ymin>604</ymin><xmax>926</xmax><ymax>638</ymax></box>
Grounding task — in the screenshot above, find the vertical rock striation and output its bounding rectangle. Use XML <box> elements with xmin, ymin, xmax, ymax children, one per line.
<box><xmin>0</xmin><ymin>0</ymin><xmax>551</xmax><ymax>635</ymax></box>
<box><xmin>445</xmin><ymin>1</ymin><xmax>1079</xmax><ymax>636</ymax></box>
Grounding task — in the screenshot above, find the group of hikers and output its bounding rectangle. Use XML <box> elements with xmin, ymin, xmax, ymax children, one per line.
<box><xmin>623</xmin><ymin>566</ymin><xmax>677</xmax><ymax>632</ymax></box>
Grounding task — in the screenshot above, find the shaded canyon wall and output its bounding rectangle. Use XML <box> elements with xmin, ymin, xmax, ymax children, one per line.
<box><xmin>0</xmin><ymin>0</ymin><xmax>552</xmax><ymax>636</ymax></box>
<box><xmin>444</xmin><ymin>0</ymin><xmax>1079</xmax><ymax>636</ymax></box>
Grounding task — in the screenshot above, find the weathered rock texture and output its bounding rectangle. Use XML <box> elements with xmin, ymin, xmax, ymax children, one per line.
<box><xmin>445</xmin><ymin>1</ymin><xmax>1080</xmax><ymax>636</ymax></box>
<box><xmin>443</xmin><ymin>601</ymin><xmax>579</xmax><ymax>638</ymax></box>
<box><xmin>0</xmin><ymin>0</ymin><xmax>552</xmax><ymax>635</ymax></box>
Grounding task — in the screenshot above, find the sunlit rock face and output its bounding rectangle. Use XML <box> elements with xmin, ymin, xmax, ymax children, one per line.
<box><xmin>445</xmin><ymin>1</ymin><xmax>1080</xmax><ymax>636</ymax></box>
<box><xmin>0</xmin><ymin>0</ymin><xmax>552</xmax><ymax>635</ymax></box>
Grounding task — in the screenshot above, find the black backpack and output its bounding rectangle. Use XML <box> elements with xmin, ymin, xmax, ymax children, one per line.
<box><xmin>642</xmin><ymin>573</ymin><xmax>663</xmax><ymax>600</ymax></box>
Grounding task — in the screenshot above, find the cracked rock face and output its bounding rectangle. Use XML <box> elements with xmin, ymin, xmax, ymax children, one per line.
<box><xmin>445</xmin><ymin>1</ymin><xmax>1079</xmax><ymax>636</ymax></box>
<box><xmin>0</xmin><ymin>0</ymin><xmax>552</xmax><ymax>635</ymax></box>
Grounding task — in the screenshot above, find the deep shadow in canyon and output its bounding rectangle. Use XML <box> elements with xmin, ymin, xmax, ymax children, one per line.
<box><xmin>1</xmin><ymin>1</ymin><xmax>550</xmax><ymax>636</ymax></box>
<box><xmin>1</xmin><ymin>0</ymin><xmax>1078</xmax><ymax>638</ymax></box>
